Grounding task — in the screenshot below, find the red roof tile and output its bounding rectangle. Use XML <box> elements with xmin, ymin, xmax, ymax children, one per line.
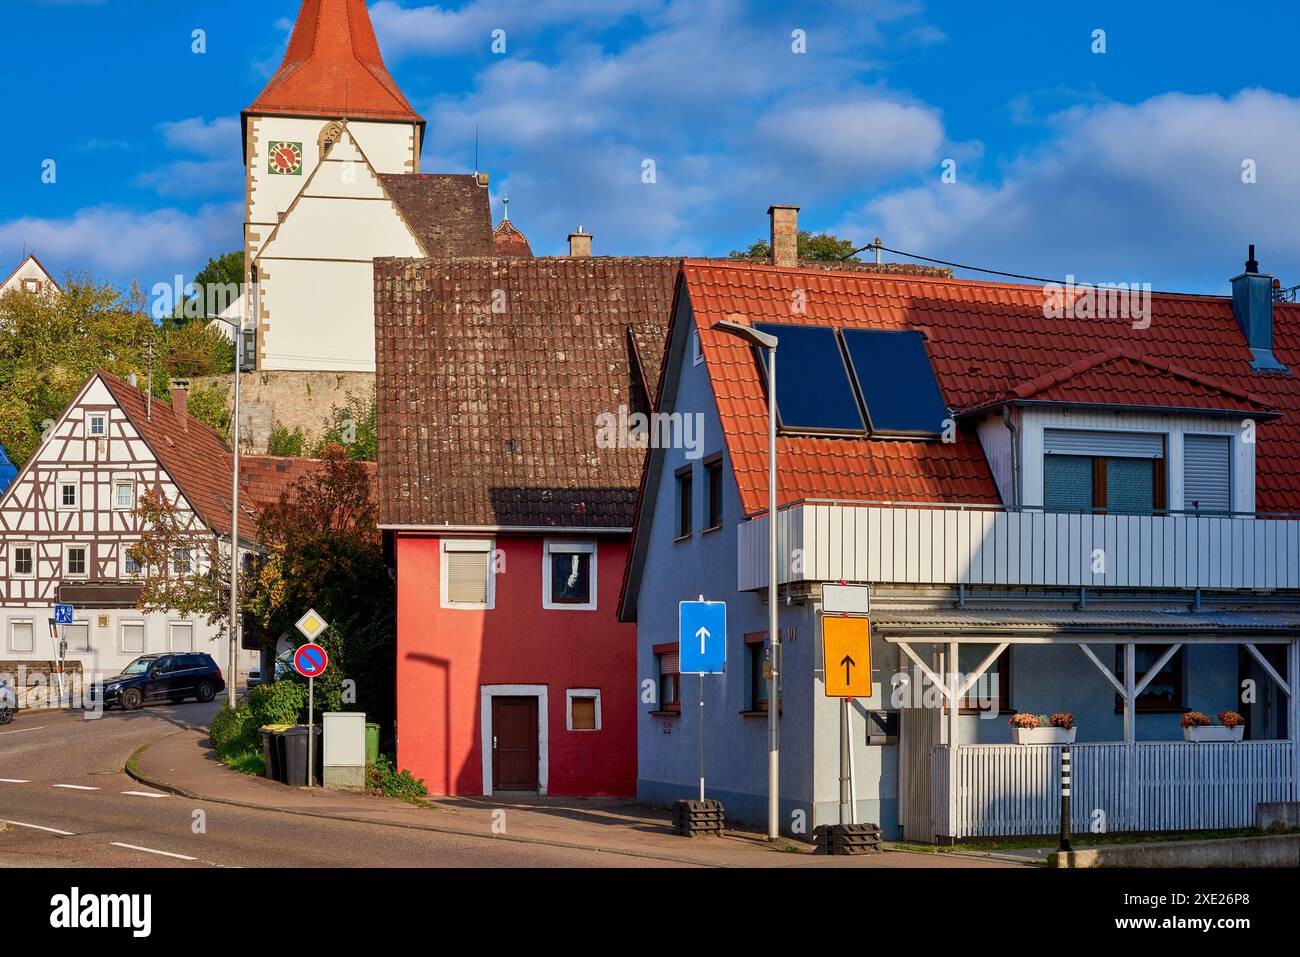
<box><xmin>247</xmin><ymin>0</ymin><xmax>422</xmax><ymax>124</ymax></box>
<box><xmin>492</xmin><ymin>219</ymin><xmax>534</xmax><ymax>258</ymax></box>
<box><xmin>682</xmin><ymin>260</ymin><xmax>1300</xmax><ymax>515</ymax></box>
<box><xmin>378</xmin><ymin>174</ymin><xmax>492</xmax><ymax>257</ymax></box>
<box><xmin>374</xmin><ymin>257</ymin><xmax>679</xmax><ymax>528</ymax></box>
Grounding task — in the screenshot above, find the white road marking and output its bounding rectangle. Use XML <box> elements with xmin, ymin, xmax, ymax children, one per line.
<box><xmin>2</xmin><ymin>819</ymin><xmax>74</xmax><ymax>835</ymax></box>
<box><xmin>0</xmin><ymin>778</ymin><xmax>30</xmax><ymax>783</ymax></box>
<box><xmin>0</xmin><ymin>726</ymin><xmax>45</xmax><ymax>735</ymax></box>
<box><xmin>121</xmin><ymin>790</ymin><xmax>168</xmax><ymax>798</ymax></box>
<box><xmin>52</xmin><ymin>784</ymin><xmax>98</xmax><ymax>791</ymax></box>
<box><xmin>110</xmin><ymin>842</ymin><xmax>197</xmax><ymax>861</ymax></box>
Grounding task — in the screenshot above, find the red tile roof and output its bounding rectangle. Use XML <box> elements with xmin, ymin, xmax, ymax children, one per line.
<box><xmin>378</xmin><ymin>174</ymin><xmax>493</xmax><ymax>257</ymax></box>
<box><xmin>964</xmin><ymin>347</ymin><xmax>1278</xmax><ymax>416</ymax></box>
<box><xmin>247</xmin><ymin>0</ymin><xmax>422</xmax><ymax>124</ymax></box>
<box><xmin>374</xmin><ymin>257</ymin><xmax>679</xmax><ymax>528</ymax></box>
<box><xmin>99</xmin><ymin>370</ymin><xmax>246</xmax><ymax>536</ymax></box>
<box><xmin>492</xmin><ymin>219</ymin><xmax>534</xmax><ymax>258</ymax></box>
<box><xmin>682</xmin><ymin>259</ymin><xmax>1300</xmax><ymax>515</ymax></box>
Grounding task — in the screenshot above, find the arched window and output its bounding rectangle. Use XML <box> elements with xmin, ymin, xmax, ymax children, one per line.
<box><xmin>318</xmin><ymin>121</ymin><xmax>345</xmax><ymax>159</ymax></box>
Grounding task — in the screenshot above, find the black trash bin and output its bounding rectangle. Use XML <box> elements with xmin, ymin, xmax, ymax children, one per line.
<box><xmin>282</xmin><ymin>726</ymin><xmax>322</xmax><ymax>787</ymax></box>
<box><xmin>261</xmin><ymin>729</ymin><xmax>284</xmax><ymax>783</ymax></box>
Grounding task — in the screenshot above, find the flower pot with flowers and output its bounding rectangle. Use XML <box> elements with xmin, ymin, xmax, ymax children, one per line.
<box><xmin>1009</xmin><ymin>712</ymin><xmax>1077</xmax><ymax>744</ymax></box>
<box><xmin>1181</xmin><ymin>710</ymin><xmax>1245</xmax><ymax>742</ymax></box>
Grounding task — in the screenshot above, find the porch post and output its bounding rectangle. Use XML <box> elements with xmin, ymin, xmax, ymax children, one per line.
<box><xmin>947</xmin><ymin>640</ymin><xmax>959</xmax><ymax>842</ymax></box>
<box><xmin>1124</xmin><ymin>642</ymin><xmax>1136</xmax><ymax>831</ymax></box>
<box><xmin>1291</xmin><ymin>639</ymin><xmax>1300</xmax><ymax>801</ymax></box>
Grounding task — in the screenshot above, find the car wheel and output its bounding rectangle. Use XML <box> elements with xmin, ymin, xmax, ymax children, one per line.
<box><xmin>196</xmin><ymin>681</ymin><xmax>216</xmax><ymax>703</ymax></box>
<box><xmin>0</xmin><ymin>708</ymin><xmax>12</xmax><ymax>725</ymax></box>
<box><xmin>120</xmin><ymin>688</ymin><xmax>143</xmax><ymax>711</ymax></box>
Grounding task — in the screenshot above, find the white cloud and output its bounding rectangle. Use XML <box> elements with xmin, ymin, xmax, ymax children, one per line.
<box><xmin>0</xmin><ymin>203</ymin><xmax>242</xmax><ymax>287</ymax></box>
<box><xmin>837</xmin><ymin>89</ymin><xmax>1300</xmax><ymax>293</ymax></box>
<box><xmin>158</xmin><ymin>117</ymin><xmax>240</xmax><ymax>158</ymax></box>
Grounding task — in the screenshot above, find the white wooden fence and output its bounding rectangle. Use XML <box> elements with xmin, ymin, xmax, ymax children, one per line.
<box><xmin>738</xmin><ymin>502</ymin><xmax>1300</xmax><ymax>591</ymax></box>
<box><xmin>934</xmin><ymin>741</ymin><xmax>1293</xmax><ymax>838</ymax></box>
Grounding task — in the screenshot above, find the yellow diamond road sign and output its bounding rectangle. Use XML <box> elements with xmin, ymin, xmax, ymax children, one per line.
<box><xmin>295</xmin><ymin>608</ymin><xmax>329</xmax><ymax>640</ymax></box>
<box><xmin>823</xmin><ymin>616</ymin><xmax>871</xmax><ymax>698</ymax></box>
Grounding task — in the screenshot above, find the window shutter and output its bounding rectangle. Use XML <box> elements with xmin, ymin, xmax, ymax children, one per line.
<box><xmin>1183</xmin><ymin>434</ymin><xmax>1232</xmax><ymax>513</ymax></box>
<box><xmin>571</xmin><ymin>697</ymin><xmax>597</xmax><ymax>730</ymax></box>
<box><xmin>446</xmin><ymin>550</ymin><xmax>489</xmax><ymax>604</ymax></box>
<box><xmin>1043</xmin><ymin>429</ymin><xmax>1164</xmax><ymax>458</ymax></box>
<box><xmin>11</xmin><ymin>621</ymin><xmax>34</xmax><ymax>653</ymax></box>
<box><xmin>122</xmin><ymin>623</ymin><xmax>145</xmax><ymax>654</ymax></box>
<box><xmin>658</xmin><ymin>651</ymin><xmax>679</xmax><ymax>675</ymax></box>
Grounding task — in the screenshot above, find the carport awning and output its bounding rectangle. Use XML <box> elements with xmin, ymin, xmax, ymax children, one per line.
<box><xmin>870</xmin><ymin>607</ymin><xmax>1300</xmax><ymax>642</ymax></box>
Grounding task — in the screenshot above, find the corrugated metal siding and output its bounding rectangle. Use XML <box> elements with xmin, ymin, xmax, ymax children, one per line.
<box><xmin>1043</xmin><ymin>428</ymin><xmax>1163</xmax><ymax>458</ymax></box>
<box><xmin>1184</xmin><ymin>434</ymin><xmax>1232</xmax><ymax>514</ymax></box>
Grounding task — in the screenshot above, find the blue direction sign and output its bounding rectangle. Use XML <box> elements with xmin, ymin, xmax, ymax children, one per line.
<box><xmin>679</xmin><ymin>600</ymin><xmax>726</xmax><ymax>674</ymax></box>
<box><xmin>293</xmin><ymin>643</ymin><xmax>329</xmax><ymax>679</ymax></box>
<box><xmin>54</xmin><ymin>604</ymin><xmax>74</xmax><ymax>625</ymax></box>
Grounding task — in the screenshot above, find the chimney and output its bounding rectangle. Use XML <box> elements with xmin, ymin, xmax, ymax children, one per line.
<box><xmin>170</xmin><ymin>380</ymin><xmax>190</xmax><ymax>428</ymax></box>
<box><xmin>568</xmin><ymin>226</ymin><xmax>592</xmax><ymax>257</ymax></box>
<box><xmin>1231</xmin><ymin>245</ymin><xmax>1288</xmax><ymax>372</ymax></box>
<box><xmin>768</xmin><ymin>204</ymin><xmax>799</xmax><ymax>267</ymax></box>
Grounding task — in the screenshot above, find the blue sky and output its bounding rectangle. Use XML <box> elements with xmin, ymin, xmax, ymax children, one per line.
<box><xmin>3</xmin><ymin>0</ymin><xmax>1300</xmax><ymax>294</ymax></box>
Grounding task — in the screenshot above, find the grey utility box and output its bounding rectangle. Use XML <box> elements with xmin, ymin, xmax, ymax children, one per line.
<box><xmin>322</xmin><ymin>711</ymin><xmax>367</xmax><ymax>790</ymax></box>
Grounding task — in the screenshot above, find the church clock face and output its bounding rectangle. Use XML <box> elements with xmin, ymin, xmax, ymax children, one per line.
<box><xmin>268</xmin><ymin>141</ymin><xmax>303</xmax><ymax>175</ymax></box>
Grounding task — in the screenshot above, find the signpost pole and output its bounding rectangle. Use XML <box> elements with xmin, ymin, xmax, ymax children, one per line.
<box><xmin>698</xmin><ymin>675</ymin><xmax>705</xmax><ymax>802</ymax></box>
<box><xmin>307</xmin><ymin>675</ymin><xmax>314</xmax><ymax>789</ymax></box>
<box><xmin>839</xmin><ymin>698</ymin><xmax>850</xmax><ymax>824</ymax></box>
<box><xmin>847</xmin><ymin>697</ymin><xmax>858</xmax><ymax>825</ymax></box>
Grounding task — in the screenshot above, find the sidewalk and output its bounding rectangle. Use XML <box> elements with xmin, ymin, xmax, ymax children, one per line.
<box><xmin>128</xmin><ymin>726</ymin><xmax>1020</xmax><ymax>868</ymax></box>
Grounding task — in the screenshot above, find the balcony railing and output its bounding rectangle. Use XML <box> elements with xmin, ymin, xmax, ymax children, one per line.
<box><xmin>737</xmin><ymin>500</ymin><xmax>1300</xmax><ymax>592</ymax></box>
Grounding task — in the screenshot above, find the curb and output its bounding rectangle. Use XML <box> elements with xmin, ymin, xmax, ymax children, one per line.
<box><xmin>124</xmin><ymin>738</ymin><xmax>739</xmax><ymax>868</ymax></box>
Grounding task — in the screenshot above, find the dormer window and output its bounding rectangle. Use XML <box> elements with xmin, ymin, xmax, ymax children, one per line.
<box><xmin>1042</xmin><ymin>429</ymin><xmax>1166</xmax><ymax>515</ymax></box>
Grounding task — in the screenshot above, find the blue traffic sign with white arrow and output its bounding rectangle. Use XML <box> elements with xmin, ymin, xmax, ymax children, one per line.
<box><xmin>678</xmin><ymin>600</ymin><xmax>726</xmax><ymax>674</ymax></box>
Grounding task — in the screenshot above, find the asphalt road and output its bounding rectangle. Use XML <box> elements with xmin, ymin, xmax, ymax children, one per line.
<box><xmin>0</xmin><ymin>702</ymin><xmax>682</xmax><ymax>868</ymax></box>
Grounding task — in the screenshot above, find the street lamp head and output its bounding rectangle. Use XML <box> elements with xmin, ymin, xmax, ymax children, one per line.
<box><xmin>712</xmin><ymin>318</ymin><xmax>777</xmax><ymax>351</ymax></box>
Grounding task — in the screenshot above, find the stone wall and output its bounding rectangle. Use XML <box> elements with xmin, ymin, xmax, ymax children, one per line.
<box><xmin>194</xmin><ymin>370</ymin><xmax>375</xmax><ymax>453</ymax></box>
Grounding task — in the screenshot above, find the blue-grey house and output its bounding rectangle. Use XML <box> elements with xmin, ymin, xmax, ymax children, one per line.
<box><xmin>0</xmin><ymin>445</ymin><xmax>16</xmax><ymax>496</ymax></box>
<box><xmin>619</xmin><ymin>209</ymin><xmax>1300</xmax><ymax>842</ymax></box>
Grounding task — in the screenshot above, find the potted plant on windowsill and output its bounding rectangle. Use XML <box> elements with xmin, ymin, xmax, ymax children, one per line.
<box><xmin>1181</xmin><ymin>710</ymin><xmax>1245</xmax><ymax>742</ymax></box>
<box><xmin>1009</xmin><ymin>712</ymin><xmax>1076</xmax><ymax>744</ymax></box>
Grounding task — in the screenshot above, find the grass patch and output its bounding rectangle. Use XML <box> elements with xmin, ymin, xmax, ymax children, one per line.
<box><xmin>220</xmin><ymin>748</ymin><xmax>266</xmax><ymax>777</ymax></box>
<box><xmin>891</xmin><ymin>824</ymin><xmax>1300</xmax><ymax>854</ymax></box>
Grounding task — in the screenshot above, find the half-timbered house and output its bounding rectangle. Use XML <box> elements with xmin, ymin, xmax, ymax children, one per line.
<box><xmin>0</xmin><ymin>369</ymin><xmax>260</xmax><ymax>687</ymax></box>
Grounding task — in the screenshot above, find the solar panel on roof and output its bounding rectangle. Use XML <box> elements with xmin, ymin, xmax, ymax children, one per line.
<box><xmin>841</xmin><ymin>329</ymin><xmax>949</xmax><ymax>437</ymax></box>
<box><xmin>753</xmin><ymin>323</ymin><xmax>865</xmax><ymax>434</ymax></box>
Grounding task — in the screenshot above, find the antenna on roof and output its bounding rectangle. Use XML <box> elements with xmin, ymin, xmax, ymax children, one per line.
<box><xmin>474</xmin><ymin>125</ymin><xmax>480</xmax><ymax>174</ymax></box>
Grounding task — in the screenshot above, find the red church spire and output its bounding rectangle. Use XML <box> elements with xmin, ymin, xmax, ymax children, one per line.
<box><xmin>247</xmin><ymin>0</ymin><xmax>423</xmax><ymax>124</ymax></box>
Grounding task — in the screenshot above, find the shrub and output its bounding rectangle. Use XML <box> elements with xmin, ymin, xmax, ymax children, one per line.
<box><xmin>248</xmin><ymin>679</ymin><xmax>306</xmax><ymax>727</ymax></box>
<box><xmin>209</xmin><ymin>701</ymin><xmax>258</xmax><ymax>757</ymax></box>
<box><xmin>267</xmin><ymin>423</ymin><xmax>307</xmax><ymax>457</ymax></box>
<box><xmin>366</xmin><ymin>754</ymin><xmax>428</xmax><ymax>801</ymax></box>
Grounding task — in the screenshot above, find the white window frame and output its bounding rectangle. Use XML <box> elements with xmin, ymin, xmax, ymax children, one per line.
<box><xmin>692</xmin><ymin>328</ymin><xmax>704</xmax><ymax>366</ymax></box>
<box><xmin>63</xmin><ymin>619</ymin><xmax>91</xmax><ymax>653</ymax></box>
<box><xmin>565</xmin><ymin>688</ymin><xmax>602</xmax><ymax>731</ymax></box>
<box><xmin>9</xmin><ymin>618</ymin><xmax>35</xmax><ymax>653</ymax></box>
<box><xmin>168</xmin><ymin>621</ymin><xmax>194</xmax><ymax>652</ymax></box>
<box><xmin>10</xmin><ymin>542</ymin><xmax>35</xmax><ymax>579</ymax></box>
<box><xmin>542</xmin><ymin>540</ymin><xmax>597</xmax><ymax>611</ymax></box>
<box><xmin>440</xmin><ymin>538</ymin><xmax>496</xmax><ymax>610</ymax></box>
<box><xmin>87</xmin><ymin>413</ymin><xmax>107</xmax><ymax>438</ymax></box>
<box><xmin>57</xmin><ymin>475</ymin><xmax>79</xmax><ymax>511</ymax></box>
<box><xmin>64</xmin><ymin>545</ymin><xmax>89</xmax><ymax>579</ymax></box>
<box><xmin>121</xmin><ymin>547</ymin><xmax>143</xmax><ymax>578</ymax></box>
<box><xmin>22</xmin><ymin>278</ymin><xmax>38</xmax><ymax>293</ymax></box>
<box><xmin>172</xmin><ymin>546</ymin><xmax>193</xmax><ymax>576</ymax></box>
<box><xmin>113</xmin><ymin>479</ymin><xmax>135</xmax><ymax>511</ymax></box>
<box><xmin>120</xmin><ymin>620</ymin><xmax>146</xmax><ymax>655</ymax></box>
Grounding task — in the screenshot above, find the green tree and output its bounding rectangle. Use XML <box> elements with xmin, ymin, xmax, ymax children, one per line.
<box><xmin>0</xmin><ymin>275</ymin><xmax>160</xmax><ymax>464</ymax></box>
<box><xmin>313</xmin><ymin>387</ymin><xmax>377</xmax><ymax>461</ymax></box>
<box><xmin>267</xmin><ymin>423</ymin><xmax>308</xmax><ymax>457</ymax></box>
<box><xmin>728</xmin><ymin>230</ymin><xmax>863</xmax><ymax>262</ymax></box>
<box><xmin>162</xmin><ymin>251</ymin><xmax>244</xmax><ymax>328</ymax></box>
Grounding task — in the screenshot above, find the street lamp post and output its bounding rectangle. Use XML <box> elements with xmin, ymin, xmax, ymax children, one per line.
<box><xmin>209</xmin><ymin>309</ymin><xmax>245</xmax><ymax>708</ymax></box>
<box><xmin>712</xmin><ymin>320</ymin><xmax>779</xmax><ymax>840</ymax></box>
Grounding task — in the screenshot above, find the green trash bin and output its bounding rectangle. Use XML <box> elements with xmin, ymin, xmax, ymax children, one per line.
<box><xmin>365</xmin><ymin>723</ymin><xmax>380</xmax><ymax>765</ymax></box>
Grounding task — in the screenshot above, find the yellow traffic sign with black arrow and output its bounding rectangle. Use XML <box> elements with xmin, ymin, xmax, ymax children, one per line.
<box><xmin>822</xmin><ymin>616</ymin><xmax>871</xmax><ymax>697</ymax></box>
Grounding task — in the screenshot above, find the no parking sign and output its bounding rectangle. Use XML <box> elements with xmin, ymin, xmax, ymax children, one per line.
<box><xmin>293</xmin><ymin>643</ymin><xmax>328</xmax><ymax>679</ymax></box>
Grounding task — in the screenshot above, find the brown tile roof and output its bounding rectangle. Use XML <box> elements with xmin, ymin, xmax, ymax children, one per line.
<box><xmin>379</xmin><ymin>174</ymin><xmax>493</xmax><ymax>257</ymax></box>
<box><xmin>374</xmin><ymin>256</ymin><xmax>680</xmax><ymax>528</ymax></box>
<box><xmin>492</xmin><ymin>219</ymin><xmax>534</xmax><ymax>258</ymax></box>
<box><xmin>98</xmin><ymin>370</ymin><xmax>246</xmax><ymax>537</ymax></box>
<box><xmin>246</xmin><ymin>0</ymin><xmax>423</xmax><ymax>124</ymax></box>
<box><xmin>239</xmin><ymin>453</ymin><xmax>376</xmax><ymax>509</ymax></box>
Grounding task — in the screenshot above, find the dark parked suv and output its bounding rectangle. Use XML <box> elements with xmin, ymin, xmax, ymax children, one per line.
<box><xmin>94</xmin><ymin>652</ymin><xmax>225</xmax><ymax>711</ymax></box>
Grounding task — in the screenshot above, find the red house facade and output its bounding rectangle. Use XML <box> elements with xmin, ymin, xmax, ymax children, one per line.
<box><xmin>375</xmin><ymin>255</ymin><xmax>678</xmax><ymax>796</ymax></box>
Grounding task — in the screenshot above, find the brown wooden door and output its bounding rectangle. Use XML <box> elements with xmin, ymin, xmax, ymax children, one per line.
<box><xmin>491</xmin><ymin>696</ymin><xmax>539</xmax><ymax>791</ymax></box>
